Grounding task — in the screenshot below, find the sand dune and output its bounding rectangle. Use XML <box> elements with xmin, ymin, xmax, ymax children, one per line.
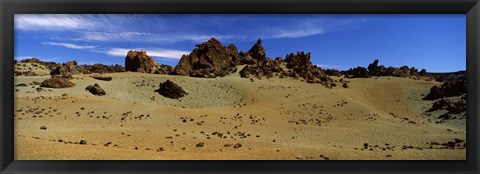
<box><xmin>14</xmin><ymin>71</ymin><xmax>466</xmax><ymax>160</ymax></box>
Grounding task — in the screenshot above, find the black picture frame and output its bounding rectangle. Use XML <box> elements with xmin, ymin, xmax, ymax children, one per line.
<box><xmin>1</xmin><ymin>0</ymin><xmax>479</xmax><ymax>173</ymax></box>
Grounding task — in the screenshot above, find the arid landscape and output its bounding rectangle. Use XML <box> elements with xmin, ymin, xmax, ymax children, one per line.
<box><xmin>14</xmin><ymin>38</ymin><xmax>467</xmax><ymax>160</ymax></box>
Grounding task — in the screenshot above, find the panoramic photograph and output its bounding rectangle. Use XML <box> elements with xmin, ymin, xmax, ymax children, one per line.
<box><xmin>13</xmin><ymin>14</ymin><xmax>466</xmax><ymax>160</ymax></box>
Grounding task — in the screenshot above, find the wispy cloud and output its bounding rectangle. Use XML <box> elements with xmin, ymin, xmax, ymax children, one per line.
<box><xmin>15</xmin><ymin>14</ymin><xmax>93</xmax><ymax>31</ymax></box>
<box><xmin>267</xmin><ymin>28</ymin><xmax>324</xmax><ymax>39</ymax></box>
<box><xmin>42</xmin><ymin>42</ymin><xmax>97</xmax><ymax>49</ymax></box>
<box><xmin>105</xmin><ymin>48</ymin><xmax>189</xmax><ymax>59</ymax></box>
<box><xmin>71</xmin><ymin>31</ymin><xmax>234</xmax><ymax>43</ymax></box>
<box><xmin>316</xmin><ymin>64</ymin><xmax>343</xmax><ymax>69</ymax></box>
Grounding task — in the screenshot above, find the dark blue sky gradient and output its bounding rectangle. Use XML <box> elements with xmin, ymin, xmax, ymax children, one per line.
<box><xmin>14</xmin><ymin>14</ymin><xmax>465</xmax><ymax>72</ymax></box>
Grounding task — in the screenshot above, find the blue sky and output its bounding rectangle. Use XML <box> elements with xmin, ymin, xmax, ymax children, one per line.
<box><xmin>14</xmin><ymin>14</ymin><xmax>465</xmax><ymax>72</ymax></box>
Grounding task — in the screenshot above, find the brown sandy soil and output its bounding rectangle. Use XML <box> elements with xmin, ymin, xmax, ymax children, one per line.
<box><xmin>14</xmin><ymin>69</ymin><xmax>466</xmax><ymax>160</ymax></box>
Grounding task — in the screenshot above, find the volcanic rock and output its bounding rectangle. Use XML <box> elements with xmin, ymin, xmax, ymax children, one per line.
<box><xmin>367</xmin><ymin>59</ymin><xmax>385</xmax><ymax>76</ymax></box>
<box><xmin>85</xmin><ymin>83</ymin><xmax>106</xmax><ymax>96</ymax></box>
<box><xmin>155</xmin><ymin>80</ymin><xmax>187</xmax><ymax>99</ymax></box>
<box><xmin>80</xmin><ymin>64</ymin><xmax>126</xmax><ymax>74</ymax></box>
<box><xmin>172</xmin><ymin>38</ymin><xmax>236</xmax><ymax>77</ymax></box>
<box><xmin>248</xmin><ymin>38</ymin><xmax>267</xmax><ymax>61</ymax></box>
<box><xmin>227</xmin><ymin>44</ymin><xmax>240</xmax><ymax>65</ymax></box>
<box><xmin>392</xmin><ymin>66</ymin><xmax>410</xmax><ymax>78</ymax></box>
<box><xmin>92</xmin><ymin>75</ymin><xmax>113</xmax><ymax>81</ymax></box>
<box><xmin>324</xmin><ymin>69</ymin><xmax>342</xmax><ymax>77</ymax></box>
<box><xmin>419</xmin><ymin>69</ymin><xmax>428</xmax><ymax>76</ymax></box>
<box><xmin>423</xmin><ymin>76</ymin><xmax>466</xmax><ymax>100</ymax></box>
<box><xmin>125</xmin><ymin>50</ymin><xmax>162</xmax><ymax>73</ymax></box>
<box><xmin>239</xmin><ymin>58</ymin><xmax>281</xmax><ymax>79</ymax></box>
<box><xmin>64</xmin><ymin>61</ymin><xmax>80</xmax><ymax>74</ymax></box>
<box><xmin>345</xmin><ymin>66</ymin><xmax>369</xmax><ymax>78</ymax></box>
<box><xmin>40</xmin><ymin>76</ymin><xmax>75</xmax><ymax>88</ymax></box>
<box><xmin>238</xmin><ymin>51</ymin><xmax>257</xmax><ymax>65</ymax></box>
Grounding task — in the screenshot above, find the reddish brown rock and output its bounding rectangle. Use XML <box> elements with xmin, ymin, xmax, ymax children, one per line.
<box><xmin>40</xmin><ymin>76</ymin><xmax>75</xmax><ymax>88</ymax></box>
<box><xmin>171</xmin><ymin>38</ymin><xmax>236</xmax><ymax>78</ymax></box>
<box><xmin>248</xmin><ymin>38</ymin><xmax>267</xmax><ymax>61</ymax></box>
<box><xmin>86</xmin><ymin>83</ymin><xmax>106</xmax><ymax>96</ymax></box>
<box><xmin>345</xmin><ymin>66</ymin><xmax>369</xmax><ymax>78</ymax></box>
<box><xmin>155</xmin><ymin>80</ymin><xmax>187</xmax><ymax>99</ymax></box>
<box><xmin>125</xmin><ymin>50</ymin><xmax>162</xmax><ymax>73</ymax></box>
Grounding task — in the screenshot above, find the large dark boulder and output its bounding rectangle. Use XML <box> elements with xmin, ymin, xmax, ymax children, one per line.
<box><xmin>40</xmin><ymin>76</ymin><xmax>75</xmax><ymax>88</ymax></box>
<box><xmin>155</xmin><ymin>80</ymin><xmax>187</xmax><ymax>99</ymax></box>
<box><xmin>125</xmin><ymin>50</ymin><xmax>162</xmax><ymax>73</ymax></box>
<box><xmin>171</xmin><ymin>38</ymin><xmax>236</xmax><ymax>78</ymax></box>
<box><xmin>86</xmin><ymin>83</ymin><xmax>106</xmax><ymax>96</ymax></box>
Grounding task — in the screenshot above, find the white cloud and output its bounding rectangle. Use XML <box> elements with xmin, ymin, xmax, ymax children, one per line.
<box><xmin>105</xmin><ymin>48</ymin><xmax>189</xmax><ymax>59</ymax></box>
<box><xmin>270</xmin><ymin>28</ymin><xmax>324</xmax><ymax>39</ymax></box>
<box><xmin>15</xmin><ymin>14</ymin><xmax>93</xmax><ymax>31</ymax></box>
<box><xmin>74</xmin><ymin>32</ymin><xmax>151</xmax><ymax>42</ymax></box>
<box><xmin>73</xmin><ymin>31</ymin><xmax>234</xmax><ymax>43</ymax></box>
<box><xmin>42</xmin><ymin>42</ymin><xmax>97</xmax><ymax>50</ymax></box>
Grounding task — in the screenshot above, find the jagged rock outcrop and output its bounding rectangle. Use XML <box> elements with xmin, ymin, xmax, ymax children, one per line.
<box><xmin>39</xmin><ymin>76</ymin><xmax>75</xmax><ymax>88</ymax></box>
<box><xmin>324</xmin><ymin>69</ymin><xmax>342</xmax><ymax>77</ymax></box>
<box><xmin>423</xmin><ymin>75</ymin><xmax>466</xmax><ymax>100</ymax></box>
<box><xmin>367</xmin><ymin>59</ymin><xmax>385</xmax><ymax>76</ymax></box>
<box><xmin>239</xmin><ymin>58</ymin><xmax>281</xmax><ymax>79</ymax></box>
<box><xmin>227</xmin><ymin>44</ymin><xmax>240</xmax><ymax>65</ymax></box>
<box><xmin>125</xmin><ymin>50</ymin><xmax>162</xmax><ymax>73</ymax></box>
<box><xmin>85</xmin><ymin>83</ymin><xmax>106</xmax><ymax>96</ymax></box>
<box><xmin>284</xmin><ymin>52</ymin><xmax>333</xmax><ymax>87</ymax></box>
<box><xmin>248</xmin><ymin>39</ymin><xmax>267</xmax><ymax>61</ymax></box>
<box><xmin>419</xmin><ymin>69</ymin><xmax>428</xmax><ymax>77</ymax></box>
<box><xmin>238</xmin><ymin>51</ymin><xmax>257</xmax><ymax>65</ymax></box>
<box><xmin>80</xmin><ymin>64</ymin><xmax>125</xmax><ymax>74</ymax></box>
<box><xmin>345</xmin><ymin>66</ymin><xmax>369</xmax><ymax>78</ymax></box>
<box><xmin>64</xmin><ymin>61</ymin><xmax>80</xmax><ymax>74</ymax></box>
<box><xmin>155</xmin><ymin>80</ymin><xmax>187</xmax><ymax>99</ymax></box>
<box><xmin>156</xmin><ymin>64</ymin><xmax>174</xmax><ymax>75</ymax></box>
<box><xmin>171</xmin><ymin>38</ymin><xmax>237</xmax><ymax>78</ymax></box>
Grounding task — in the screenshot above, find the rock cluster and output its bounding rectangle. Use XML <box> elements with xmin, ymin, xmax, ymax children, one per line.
<box><xmin>86</xmin><ymin>83</ymin><xmax>106</xmax><ymax>96</ymax></box>
<box><xmin>351</xmin><ymin>59</ymin><xmax>432</xmax><ymax>79</ymax></box>
<box><xmin>39</xmin><ymin>76</ymin><xmax>75</xmax><ymax>88</ymax></box>
<box><xmin>345</xmin><ymin>66</ymin><xmax>369</xmax><ymax>78</ymax></box>
<box><xmin>125</xmin><ymin>50</ymin><xmax>166</xmax><ymax>74</ymax></box>
<box><xmin>239</xmin><ymin>58</ymin><xmax>282</xmax><ymax>79</ymax></box>
<box><xmin>423</xmin><ymin>76</ymin><xmax>466</xmax><ymax>100</ymax></box>
<box><xmin>172</xmin><ymin>38</ymin><xmax>237</xmax><ymax>77</ymax></box>
<box><xmin>79</xmin><ymin>64</ymin><xmax>125</xmax><ymax>74</ymax></box>
<box><xmin>284</xmin><ymin>52</ymin><xmax>332</xmax><ymax>85</ymax></box>
<box><xmin>155</xmin><ymin>80</ymin><xmax>187</xmax><ymax>99</ymax></box>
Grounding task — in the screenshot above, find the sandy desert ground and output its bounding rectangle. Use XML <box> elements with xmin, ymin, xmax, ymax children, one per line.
<box><xmin>13</xmin><ymin>63</ymin><xmax>466</xmax><ymax>160</ymax></box>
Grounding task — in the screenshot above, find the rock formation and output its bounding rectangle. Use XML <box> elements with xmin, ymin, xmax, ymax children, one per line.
<box><xmin>248</xmin><ymin>39</ymin><xmax>267</xmax><ymax>61</ymax></box>
<box><xmin>423</xmin><ymin>75</ymin><xmax>466</xmax><ymax>100</ymax></box>
<box><xmin>239</xmin><ymin>58</ymin><xmax>281</xmax><ymax>79</ymax></box>
<box><xmin>86</xmin><ymin>83</ymin><xmax>106</xmax><ymax>96</ymax></box>
<box><xmin>125</xmin><ymin>50</ymin><xmax>162</xmax><ymax>73</ymax></box>
<box><xmin>345</xmin><ymin>66</ymin><xmax>369</xmax><ymax>78</ymax></box>
<box><xmin>80</xmin><ymin>64</ymin><xmax>126</xmax><ymax>74</ymax></box>
<box><xmin>39</xmin><ymin>76</ymin><xmax>75</xmax><ymax>88</ymax></box>
<box><xmin>155</xmin><ymin>80</ymin><xmax>187</xmax><ymax>99</ymax></box>
<box><xmin>171</xmin><ymin>38</ymin><xmax>237</xmax><ymax>78</ymax></box>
